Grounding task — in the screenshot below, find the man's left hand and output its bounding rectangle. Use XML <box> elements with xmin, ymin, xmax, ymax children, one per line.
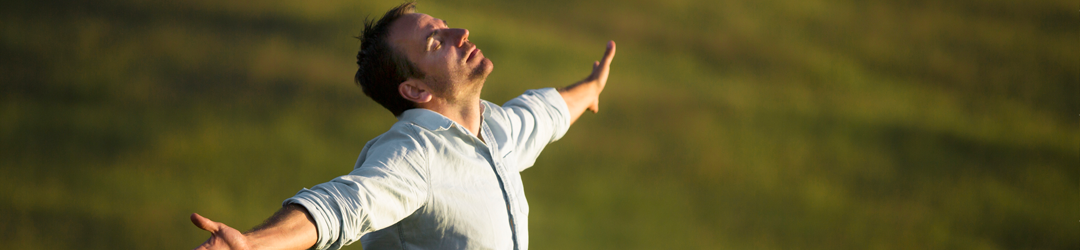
<box><xmin>584</xmin><ymin>40</ymin><xmax>616</xmax><ymax>113</ymax></box>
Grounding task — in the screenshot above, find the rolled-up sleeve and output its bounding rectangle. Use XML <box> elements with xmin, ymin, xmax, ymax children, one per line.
<box><xmin>284</xmin><ymin>129</ymin><xmax>430</xmax><ymax>250</ymax></box>
<box><xmin>500</xmin><ymin>88</ymin><xmax>572</xmax><ymax>171</ymax></box>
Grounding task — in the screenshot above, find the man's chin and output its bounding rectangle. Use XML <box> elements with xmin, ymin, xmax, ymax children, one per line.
<box><xmin>469</xmin><ymin>59</ymin><xmax>494</xmax><ymax>81</ymax></box>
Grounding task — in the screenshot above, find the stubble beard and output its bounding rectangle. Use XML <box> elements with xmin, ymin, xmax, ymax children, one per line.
<box><xmin>465</xmin><ymin>58</ymin><xmax>492</xmax><ymax>94</ymax></box>
<box><xmin>428</xmin><ymin>77</ymin><xmax>480</xmax><ymax>105</ymax></box>
<box><xmin>450</xmin><ymin>62</ymin><xmax>490</xmax><ymax>103</ymax></box>
<box><xmin>468</xmin><ymin>63</ymin><xmax>487</xmax><ymax>81</ymax></box>
<box><xmin>430</xmin><ymin>60</ymin><xmax>490</xmax><ymax>104</ymax></box>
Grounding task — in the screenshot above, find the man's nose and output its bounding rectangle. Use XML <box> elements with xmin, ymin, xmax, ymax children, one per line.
<box><xmin>445</xmin><ymin>28</ymin><xmax>469</xmax><ymax>47</ymax></box>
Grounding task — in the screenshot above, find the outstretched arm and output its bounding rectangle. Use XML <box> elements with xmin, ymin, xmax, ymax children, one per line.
<box><xmin>191</xmin><ymin>204</ymin><xmax>317</xmax><ymax>250</ymax></box>
<box><xmin>559</xmin><ymin>40</ymin><xmax>616</xmax><ymax>125</ymax></box>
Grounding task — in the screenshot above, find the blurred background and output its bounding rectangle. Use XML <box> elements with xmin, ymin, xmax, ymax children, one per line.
<box><xmin>1</xmin><ymin>0</ymin><xmax>1077</xmax><ymax>249</ymax></box>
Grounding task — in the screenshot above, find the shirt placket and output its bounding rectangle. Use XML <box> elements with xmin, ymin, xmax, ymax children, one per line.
<box><xmin>479</xmin><ymin>123</ymin><xmax>521</xmax><ymax>250</ymax></box>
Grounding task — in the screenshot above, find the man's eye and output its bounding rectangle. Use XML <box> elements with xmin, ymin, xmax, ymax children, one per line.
<box><xmin>434</xmin><ymin>42</ymin><xmax>442</xmax><ymax>50</ymax></box>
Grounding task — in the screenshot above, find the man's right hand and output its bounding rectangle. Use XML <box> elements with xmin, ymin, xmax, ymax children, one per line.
<box><xmin>191</xmin><ymin>213</ymin><xmax>252</xmax><ymax>250</ymax></box>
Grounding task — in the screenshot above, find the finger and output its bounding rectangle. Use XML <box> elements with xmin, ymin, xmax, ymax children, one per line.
<box><xmin>589</xmin><ymin>61</ymin><xmax>601</xmax><ymax>79</ymax></box>
<box><xmin>600</xmin><ymin>40</ymin><xmax>616</xmax><ymax>67</ymax></box>
<box><xmin>191</xmin><ymin>213</ymin><xmax>220</xmax><ymax>233</ymax></box>
<box><xmin>592</xmin><ymin>41</ymin><xmax>616</xmax><ymax>80</ymax></box>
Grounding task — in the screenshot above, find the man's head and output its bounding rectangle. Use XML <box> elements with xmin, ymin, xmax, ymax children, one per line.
<box><xmin>355</xmin><ymin>2</ymin><xmax>493</xmax><ymax>116</ymax></box>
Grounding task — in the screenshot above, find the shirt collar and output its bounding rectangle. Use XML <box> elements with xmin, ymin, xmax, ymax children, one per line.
<box><xmin>396</xmin><ymin>101</ymin><xmax>495</xmax><ymax>132</ymax></box>
<box><xmin>398</xmin><ymin>108</ymin><xmax>455</xmax><ymax>131</ymax></box>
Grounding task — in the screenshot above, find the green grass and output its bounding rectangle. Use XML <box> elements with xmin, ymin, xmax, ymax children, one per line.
<box><xmin>1</xmin><ymin>0</ymin><xmax>1076</xmax><ymax>249</ymax></box>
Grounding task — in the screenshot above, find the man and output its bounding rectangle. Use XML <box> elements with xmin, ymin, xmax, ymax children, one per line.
<box><xmin>190</xmin><ymin>2</ymin><xmax>615</xmax><ymax>250</ymax></box>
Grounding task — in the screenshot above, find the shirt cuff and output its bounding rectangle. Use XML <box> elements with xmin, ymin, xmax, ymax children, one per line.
<box><xmin>284</xmin><ymin>189</ymin><xmax>340</xmax><ymax>250</ymax></box>
<box><xmin>533</xmin><ymin>87</ymin><xmax>572</xmax><ymax>141</ymax></box>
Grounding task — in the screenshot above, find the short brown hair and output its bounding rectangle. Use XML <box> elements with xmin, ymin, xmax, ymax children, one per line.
<box><xmin>354</xmin><ymin>2</ymin><xmax>425</xmax><ymax>117</ymax></box>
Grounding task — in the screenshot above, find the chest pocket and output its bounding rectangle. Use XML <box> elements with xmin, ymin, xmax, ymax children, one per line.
<box><xmin>492</xmin><ymin>131</ymin><xmax>515</xmax><ymax>160</ymax></box>
<box><xmin>496</xmin><ymin>140</ymin><xmax>517</xmax><ymax>170</ymax></box>
<box><xmin>500</xmin><ymin>148</ymin><xmax>515</xmax><ymax>160</ymax></box>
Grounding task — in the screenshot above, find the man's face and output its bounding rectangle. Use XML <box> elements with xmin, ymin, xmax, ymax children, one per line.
<box><xmin>390</xmin><ymin>13</ymin><xmax>493</xmax><ymax>101</ymax></box>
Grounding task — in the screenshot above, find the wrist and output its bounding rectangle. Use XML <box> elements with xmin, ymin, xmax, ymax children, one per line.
<box><xmin>242</xmin><ymin>204</ymin><xmax>318</xmax><ymax>250</ymax></box>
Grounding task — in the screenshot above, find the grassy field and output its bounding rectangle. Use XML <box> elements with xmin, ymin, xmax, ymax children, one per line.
<box><xmin>1</xmin><ymin>0</ymin><xmax>1076</xmax><ymax>249</ymax></box>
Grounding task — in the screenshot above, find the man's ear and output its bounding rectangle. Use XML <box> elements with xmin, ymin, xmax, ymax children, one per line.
<box><xmin>399</xmin><ymin>78</ymin><xmax>433</xmax><ymax>104</ymax></box>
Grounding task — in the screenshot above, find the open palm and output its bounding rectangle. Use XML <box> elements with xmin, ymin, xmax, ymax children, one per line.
<box><xmin>191</xmin><ymin>213</ymin><xmax>252</xmax><ymax>250</ymax></box>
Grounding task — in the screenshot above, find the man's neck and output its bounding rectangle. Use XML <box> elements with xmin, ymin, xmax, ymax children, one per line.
<box><xmin>420</xmin><ymin>96</ymin><xmax>484</xmax><ymax>139</ymax></box>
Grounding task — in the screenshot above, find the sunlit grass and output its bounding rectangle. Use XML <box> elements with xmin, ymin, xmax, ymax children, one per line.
<box><xmin>0</xmin><ymin>0</ymin><xmax>1075</xmax><ymax>249</ymax></box>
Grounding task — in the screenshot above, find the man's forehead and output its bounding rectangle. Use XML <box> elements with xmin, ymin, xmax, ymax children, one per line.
<box><xmin>391</xmin><ymin>13</ymin><xmax>441</xmax><ymax>40</ymax></box>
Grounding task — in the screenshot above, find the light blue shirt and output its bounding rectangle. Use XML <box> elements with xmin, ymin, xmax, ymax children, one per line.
<box><xmin>285</xmin><ymin>88</ymin><xmax>571</xmax><ymax>250</ymax></box>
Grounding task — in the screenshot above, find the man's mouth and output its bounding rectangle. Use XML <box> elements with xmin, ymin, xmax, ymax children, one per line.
<box><xmin>466</xmin><ymin>47</ymin><xmax>480</xmax><ymax>62</ymax></box>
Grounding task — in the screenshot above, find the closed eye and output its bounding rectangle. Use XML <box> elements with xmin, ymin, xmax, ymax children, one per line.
<box><xmin>427</xmin><ymin>29</ymin><xmax>441</xmax><ymax>51</ymax></box>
